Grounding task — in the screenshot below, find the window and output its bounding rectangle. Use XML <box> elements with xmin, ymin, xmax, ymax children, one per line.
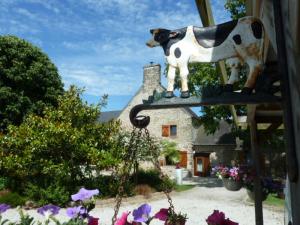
<box><xmin>170</xmin><ymin>125</ymin><xmax>177</xmax><ymax>136</ymax></box>
<box><xmin>162</xmin><ymin>125</ymin><xmax>177</xmax><ymax>137</ymax></box>
<box><xmin>162</xmin><ymin>125</ymin><xmax>169</xmax><ymax>137</ymax></box>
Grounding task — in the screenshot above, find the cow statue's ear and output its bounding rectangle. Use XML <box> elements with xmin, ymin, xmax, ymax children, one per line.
<box><xmin>169</xmin><ymin>31</ymin><xmax>179</xmax><ymax>38</ymax></box>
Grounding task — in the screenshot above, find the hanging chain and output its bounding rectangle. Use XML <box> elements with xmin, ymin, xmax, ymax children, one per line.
<box><xmin>111</xmin><ymin>127</ymin><xmax>175</xmax><ymax>225</ymax></box>
<box><xmin>144</xmin><ymin>128</ymin><xmax>175</xmax><ymax>214</ymax></box>
<box><xmin>111</xmin><ymin>128</ymin><xmax>142</xmax><ymax>225</ymax></box>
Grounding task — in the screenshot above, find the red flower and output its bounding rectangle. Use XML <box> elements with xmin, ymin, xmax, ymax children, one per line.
<box><xmin>154</xmin><ymin>208</ymin><xmax>169</xmax><ymax>221</ymax></box>
<box><xmin>115</xmin><ymin>212</ymin><xmax>130</xmax><ymax>225</ymax></box>
<box><xmin>206</xmin><ymin>210</ymin><xmax>225</xmax><ymax>225</ymax></box>
<box><xmin>88</xmin><ymin>217</ymin><xmax>99</xmax><ymax>225</ymax></box>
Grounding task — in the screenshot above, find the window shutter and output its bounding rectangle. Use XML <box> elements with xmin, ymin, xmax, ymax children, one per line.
<box><xmin>162</xmin><ymin>125</ymin><xmax>170</xmax><ymax>137</ymax></box>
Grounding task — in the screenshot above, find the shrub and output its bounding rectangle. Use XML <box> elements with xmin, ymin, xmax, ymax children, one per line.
<box><xmin>80</xmin><ymin>176</ymin><xmax>135</xmax><ymax>198</ymax></box>
<box><xmin>0</xmin><ymin>87</ymin><xmax>122</xmax><ymax>201</ymax></box>
<box><xmin>24</xmin><ymin>183</ymin><xmax>70</xmax><ymax>206</ymax></box>
<box><xmin>0</xmin><ymin>192</ymin><xmax>26</xmax><ymax>207</ymax></box>
<box><xmin>134</xmin><ymin>169</ymin><xmax>175</xmax><ymax>192</ymax></box>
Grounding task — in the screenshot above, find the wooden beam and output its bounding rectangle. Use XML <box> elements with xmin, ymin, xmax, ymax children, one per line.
<box><xmin>249</xmin><ymin>120</ymin><xmax>264</xmax><ymax>225</ymax></box>
<box><xmin>265</xmin><ymin>123</ymin><xmax>282</xmax><ymax>132</ymax></box>
<box><xmin>194</xmin><ymin>0</ymin><xmax>238</xmax><ymax>126</ymax></box>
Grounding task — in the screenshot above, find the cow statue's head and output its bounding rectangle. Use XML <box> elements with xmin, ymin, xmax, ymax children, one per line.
<box><xmin>146</xmin><ymin>29</ymin><xmax>179</xmax><ymax>47</ymax></box>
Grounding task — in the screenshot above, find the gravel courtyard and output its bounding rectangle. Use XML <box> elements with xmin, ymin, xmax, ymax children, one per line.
<box><xmin>3</xmin><ymin>180</ymin><xmax>284</xmax><ymax>225</ymax></box>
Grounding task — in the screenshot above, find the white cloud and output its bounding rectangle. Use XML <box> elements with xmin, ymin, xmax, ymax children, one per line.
<box><xmin>60</xmin><ymin>64</ymin><xmax>137</xmax><ymax>96</ymax></box>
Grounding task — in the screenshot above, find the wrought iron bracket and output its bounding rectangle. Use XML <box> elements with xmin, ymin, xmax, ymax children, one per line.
<box><xmin>129</xmin><ymin>91</ymin><xmax>281</xmax><ymax>128</ymax></box>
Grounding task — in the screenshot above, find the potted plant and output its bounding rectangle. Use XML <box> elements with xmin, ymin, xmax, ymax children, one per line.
<box><xmin>243</xmin><ymin>173</ymin><xmax>284</xmax><ymax>202</ymax></box>
<box><xmin>165</xmin><ymin>209</ymin><xmax>187</xmax><ymax>225</ymax></box>
<box><xmin>211</xmin><ymin>165</ymin><xmax>243</xmax><ymax>191</ymax></box>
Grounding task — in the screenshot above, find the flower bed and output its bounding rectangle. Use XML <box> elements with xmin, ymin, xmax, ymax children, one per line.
<box><xmin>0</xmin><ymin>187</ymin><xmax>239</xmax><ymax>225</ymax></box>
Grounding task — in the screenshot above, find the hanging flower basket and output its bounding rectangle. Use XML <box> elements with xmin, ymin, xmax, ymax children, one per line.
<box><xmin>246</xmin><ymin>189</ymin><xmax>269</xmax><ymax>201</ymax></box>
<box><xmin>222</xmin><ymin>177</ymin><xmax>243</xmax><ymax>191</ymax></box>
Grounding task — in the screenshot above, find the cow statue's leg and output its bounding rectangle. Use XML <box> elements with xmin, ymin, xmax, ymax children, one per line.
<box><xmin>179</xmin><ymin>64</ymin><xmax>190</xmax><ymax>98</ymax></box>
<box><xmin>225</xmin><ymin>58</ymin><xmax>241</xmax><ymax>92</ymax></box>
<box><xmin>165</xmin><ymin>65</ymin><xmax>176</xmax><ymax>98</ymax></box>
<box><xmin>242</xmin><ymin>58</ymin><xmax>263</xmax><ymax>94</ymax></box>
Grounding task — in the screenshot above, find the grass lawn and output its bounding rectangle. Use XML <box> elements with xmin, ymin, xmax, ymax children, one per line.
<box><xmin>174</xmin><ymin>184</ymin><xmax>196</xmax><ymax>192</ymax></box>
<box><xmin>264</xmin><ymin>193</ymin><xmax>284</xmax><ymax>207</ymax></box>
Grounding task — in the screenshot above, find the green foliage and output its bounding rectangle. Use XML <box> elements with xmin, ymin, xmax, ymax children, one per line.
<box><xmin>0</xmin><ymin>177</ymin><xmax>8</xmax><ymax>191</ymax></box>
<box><xmin>187</xmin><ymin>63</ymin><xmax>236</xmax><ymax>134</ymax></box>
<box><xmin>134</xmin><ymin>169</ymin><xmax>175</xmax><ymax>192</ymax></box>
<box><xmin>0</xmin><ymin>87</ymin><xmax>121</xmax><ymax>199</ymax></box>
<box><xmin>265</xmin><ymin>193</ymin><xmax>284</xmax><ymax>207</ymax></box>
<box><xmin>24</xmin><ymin>183</ymin><xmax>70</xmax><ymax>206</ymax></box>
<box><xmin>18</xmin><ymin>209</ymin><xmax>36</xmax><ymax>225</ymax></box>
<box><xmin>161</xmin><ymin>140</ymin><xmax>179</xmax><ymax>165</ymax></box>
<box><xmin>0</xmin><ymin>35</ymin><xmax>64</xmax><ymax>132</ymax></box>
<box><xmin>116</xmin><ymin>131</ymin><xmax>160</xmax><ymax>163</ymax></box>
<box><xmin>225</xmin><ymin>0</ymin><xmax>246</xmax><ymax>20</ymax></box>
<box><xmin>0</xmin><ymin>192</ymin><xmax>26</xmax><ymax>207</ymax></box>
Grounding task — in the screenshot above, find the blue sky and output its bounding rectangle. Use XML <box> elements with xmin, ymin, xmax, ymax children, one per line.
<box><xmin>0</xmin><ymin>0</ymin><xmax>231</xmax><ymax>112</ymax></box>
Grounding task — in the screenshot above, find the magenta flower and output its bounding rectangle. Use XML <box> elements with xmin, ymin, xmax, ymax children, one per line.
<box><xmin>206</xmin><ymin>210</ymin><xmax>225</xmax><ymax>225</ymax></box>
<box><xmin>71</xmin><ymin>188</ymin><xmax>99</xmax><ymax>201</ymax></box>
<box><xmin>132</xmin><ymin>203</ymin><xmax>151</xmax><ymax>223</ymax></box>
<box><xmin>229</xmin><ymin>167</ymin><xmax>240</xmax><ymax>180</ymax></box>
<box><xmin>154</xmin><ymin>208</ymin><xmax>168</xmax><ymax>221</ymax></box>
<box><xmin>114</xmin><ymin>212</ymin><xmax>130</xmax><ymax>225</ymax></box>
<box><xmin>0</xmin><ymin>204</ymin><xmax>10</xmax><ymax>214</ymax></box>
<box><xmin>66</xmin><ymin>206</ymin><xmax>85</xmax><ymax>218</ymax></box>
<box><xmin>224</xmin><ymin>218</ymin><xmax>239</xmax><ymax>225</ymax></box>
<box><xmin>37</xmin><ymin>204</ymin><xmax>60</xmax><ymax>218</ymax></box>
<box><xmin>88</xmin><ymin>216</ymin><xmax>99</xmax><ymax>225</ymax></box>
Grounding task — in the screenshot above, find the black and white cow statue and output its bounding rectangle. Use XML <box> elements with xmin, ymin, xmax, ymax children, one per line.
<box><xmin>146</xmin><ymin>16</ymin><xmax>265</xmax><ymax>98</ymax></box>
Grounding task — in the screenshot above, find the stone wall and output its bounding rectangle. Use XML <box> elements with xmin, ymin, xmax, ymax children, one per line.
<box><xmin>118</xmin><ymin>64</ymin><xmax>195</xmax><ymax>171</ymax></box>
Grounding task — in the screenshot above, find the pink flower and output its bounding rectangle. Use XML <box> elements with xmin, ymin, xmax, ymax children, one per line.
<box><xmin>206</xmin><ymin>210</ymin><xmax>225</xmax><ymax>225</ymax></box>
<box><xmin>154</xmin><ymin>208</ymin><xmax>168</xmax><ymax>221</ymax></box>
<box><xmin>115</xmin><ymin>212</ymin><xmax>130</xmax><ymax>225</ymax></box>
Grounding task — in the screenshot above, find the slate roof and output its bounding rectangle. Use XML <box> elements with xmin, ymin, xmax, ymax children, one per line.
<box><xmin>193</xmin><ymin>120</ymin><xmax>236</xmax><ymax>145</ymax></box>
<box><xmin>98</xmin><ymin>110</ymin><xmax>122</xmax><ymax>122</ymax></box>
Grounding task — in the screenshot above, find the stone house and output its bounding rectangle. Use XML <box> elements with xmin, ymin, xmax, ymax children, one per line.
<box><xmin>100</xmin><ymin>64</ymin><xmax>237</xmax><ymax>176</ymax></box>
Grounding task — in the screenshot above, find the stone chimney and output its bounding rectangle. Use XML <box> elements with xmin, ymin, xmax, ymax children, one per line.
<box><xmin>143</xmin><ymin>63</ymin><xmax>161</xmax><ymax>90</ymax></box>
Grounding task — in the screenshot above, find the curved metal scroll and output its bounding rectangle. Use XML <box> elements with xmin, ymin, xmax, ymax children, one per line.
<box><xmin>129</xmin><ymin>90</ymin><xmax>281</xmax><ymax>128</ymax></box>
<box><xmin>129</xmin><ymin>104</ymin><xmax>150</xmax><ymax>128</ymax></box>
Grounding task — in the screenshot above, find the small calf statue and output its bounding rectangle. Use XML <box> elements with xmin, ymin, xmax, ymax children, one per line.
<box><xmin>146</xmin><ymin>16</ymin><xmax>265</xmax><ymax>98</ymax></box>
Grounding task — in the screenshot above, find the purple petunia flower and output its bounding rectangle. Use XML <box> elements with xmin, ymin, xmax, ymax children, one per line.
<box><xmin>37</xmin><ymin>204</ymin><xmax>60</xmax><ymax>218</ymax></box>
<box><xmin>132</xmin><ymin>203</ymin><xmax>151</xmax><ymax>223</ymax></box>
<box><xmin>66</xmin><ymin>206</ymin><xmax>86</xmax><ymax>218</ymax></box>
<box><xmin>71</xmin><ymin>188</ymin><xmax>99</xmax><ymax>201</ymax></box>
<box><xmin>0</xmin><ymin>204</ymin><xmax>10</xmax><ymax>214</ymax></box>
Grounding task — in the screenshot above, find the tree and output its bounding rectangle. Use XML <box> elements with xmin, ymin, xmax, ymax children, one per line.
<box><xmin>161</xmin><ymin>140</ymin><xmax>180</xmax><ymax>165</ymax></box>
<box><xmin>0</xmin><ymin>35</ymin><xmax>64</xmax><ymax>132</ymax></box>
<box><xmin>225</xmin><ymin>0</ymin><xmax>246</xmax><ymax>20</ymax></box>
<box><xmin>0</xmin><ymin>87</ymin><xmax>121</xmax><ymax>193</ymax></box>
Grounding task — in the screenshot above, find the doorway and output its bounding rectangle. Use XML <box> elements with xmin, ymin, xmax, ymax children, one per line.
<box><xmin>194</xmin><ymin>153</ymin><xmax>210</xmax><ymax>176</ymax></box>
